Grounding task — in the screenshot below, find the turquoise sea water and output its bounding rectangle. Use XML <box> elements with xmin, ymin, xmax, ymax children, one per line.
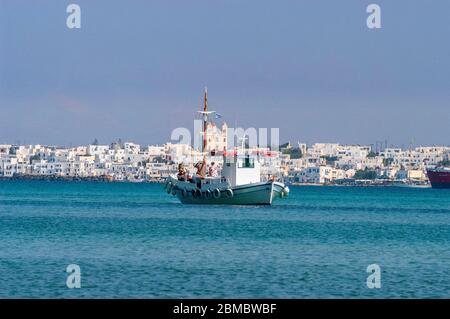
<box><xmin>0</xmin><ymin>180</ymin><xmax>449</xmax><ymax>298</ymax></box>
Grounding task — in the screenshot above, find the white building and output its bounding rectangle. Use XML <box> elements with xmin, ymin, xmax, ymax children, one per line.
<box><xmin>295</xmin><ymin>166</ymin><xmax>345</xmax><ymax>184</ymax></box>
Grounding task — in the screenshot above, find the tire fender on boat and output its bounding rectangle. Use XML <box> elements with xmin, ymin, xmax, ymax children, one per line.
<box><xmin>194</xmin><ymin>188</ymin><xmax>202</xmax><ymax>198</ymax></box>
<box><xmin>213</xmin><ymin>188</ymin><xmax>221</xmax><ymax>199</ymax></box>
<box><xmin>181</xmin><ymin>188</ymin><xmax>187</xmax><ymax>197</ymax></box>
<box><xmin>205</xmin><ymin>189</ymin><xmax>212</xmax><ymax>199</ymax></box>
<box><xmin>226</xmin><ymin>188</ymin><xmax>233</xmax><ymax>198</ymax></box>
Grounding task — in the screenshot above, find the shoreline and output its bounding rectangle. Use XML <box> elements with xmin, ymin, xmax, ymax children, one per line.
<box><xmin>0</xmin><ymin>175</ymin><xmax>431</xmax><ymax>187</ymax></box>
<box><xmin>0</xmin><ymin>175</ymin><xmax>162</xmax><ymax>183</ymax></box>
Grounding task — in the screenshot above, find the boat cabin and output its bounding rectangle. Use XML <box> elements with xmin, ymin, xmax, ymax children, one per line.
<box><xmin>221</xmin><ymin>153</ymin><xmax>261</xmax><ymax>187</ymax></box>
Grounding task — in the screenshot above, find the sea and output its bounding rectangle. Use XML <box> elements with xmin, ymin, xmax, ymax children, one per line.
<box><xmin>0</xmin><ymin>180</ymin><xmax>449</xmax><ymax>298</ymax></box>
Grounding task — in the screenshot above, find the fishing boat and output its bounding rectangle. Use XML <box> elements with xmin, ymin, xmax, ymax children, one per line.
<box><xmin>164</xmin><ymin>89</ymin><xmax>289</xmax><ymax>205</ymax></box>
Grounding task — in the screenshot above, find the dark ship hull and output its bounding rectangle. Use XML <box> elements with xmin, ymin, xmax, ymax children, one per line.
<box><xmin>427</xmin><ymin>169</ymin><xmax>450</xmax><ymax>189</ymax></box>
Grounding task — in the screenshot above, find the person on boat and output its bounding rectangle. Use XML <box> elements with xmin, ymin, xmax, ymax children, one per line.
<box><xmin>177</xmin><ymin>163</ymin><xmax>188</xmax><ymax>181</ymax></box>
<box><xmin>208</xmin><ymin>162</ymin><xmax>218</xmax><ymax>177</ymax></box>
<box><xmin>195</xmin><ymin>160</ymin><xmax>206</xmax><ymax>178</ymax></box>
<box><xmin>191</xmin><ymin>160</ymin><xmax>206</xmax><ymax>186</ymax></box>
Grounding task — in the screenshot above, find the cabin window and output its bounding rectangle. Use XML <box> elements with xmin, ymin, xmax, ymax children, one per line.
<box><xmin>238</xmin><ymin>157</ymin><xmax>255</xmax><ymax>168</ymax></box>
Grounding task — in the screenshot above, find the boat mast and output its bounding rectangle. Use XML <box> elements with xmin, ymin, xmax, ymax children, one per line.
<box><xmin>203</xmin><ymin>88</ymin><xmax>208</xmax><ymax>159</ymax></box>
<box><xmin>197</xmin><ymin>88</ymin><xmax>215</xmax><ymax>165</ymax></box>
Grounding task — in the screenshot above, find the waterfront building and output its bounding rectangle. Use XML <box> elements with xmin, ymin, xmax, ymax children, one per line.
<box><xmin>0</xmin><ymin>141</ymin><xmax>448</xmax><ymax>184</ymax></box>
<box><xmin>294</xmin><ymin>166</ymin><xmax>345</xmax><ymax>184</ymax></box>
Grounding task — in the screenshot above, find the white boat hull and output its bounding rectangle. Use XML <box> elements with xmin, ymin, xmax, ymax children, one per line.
<box><xmin>165</xmin><ymin>177</ymin><xmax>288</xmax><ymax>205</ymax></box>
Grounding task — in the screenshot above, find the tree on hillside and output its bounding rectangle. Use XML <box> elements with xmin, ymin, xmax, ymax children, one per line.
<box><xmin>354</xmin><ymin>168</ymin><xmax>377</xmax><ymax>180</ymax></box>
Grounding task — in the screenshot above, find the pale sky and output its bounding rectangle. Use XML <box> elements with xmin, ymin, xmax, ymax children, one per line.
<box><xmin>0</xmin><ymin>0</ymin><xmax>449</xmax><ymax>147</ymax></box>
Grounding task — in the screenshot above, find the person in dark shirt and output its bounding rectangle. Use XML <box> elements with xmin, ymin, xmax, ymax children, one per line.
<box><xmin>177</xmin><ymin>163</ymin><xmax>187</xmax><ymax>181</ymax></box>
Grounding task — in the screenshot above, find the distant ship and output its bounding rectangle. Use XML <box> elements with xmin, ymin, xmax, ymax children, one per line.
<box><xmin>426</xmin><ymin>168</ymin><xmax>450</xmax><ymax>189</ymax></box>
<box><xmin>164</xmin><ymin>89</ymin><xmax>289</xmax><ymax>205</ymax></box>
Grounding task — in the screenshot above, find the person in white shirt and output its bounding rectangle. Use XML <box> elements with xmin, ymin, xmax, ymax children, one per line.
<box><xmin>208</xmin><ymin>162</ymin><xmax>218</xmax><ymax>177</ymax></box>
